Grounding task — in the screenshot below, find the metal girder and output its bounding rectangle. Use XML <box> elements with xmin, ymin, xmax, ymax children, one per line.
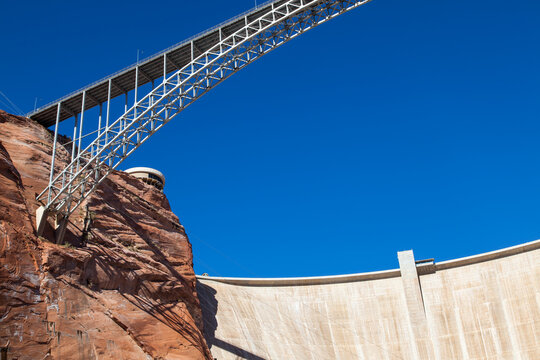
<box><xmin>111</xmin><ymin>79</ymin><xmax>128</xmax><ymax>94</ymax></box>
<box><xmin>166</xmin><ymin>55</ymin><xmax>183</xmax><ymax>71</ymax></box>
<box><xmin>138</xmin><ymin>67</ymin><xmax>153</xmax><ymax>82</ymax></box>
<box><xmin>36</xmin><ymin>0</ymin><xmax>372</xmax><ymax>224</ymax></box>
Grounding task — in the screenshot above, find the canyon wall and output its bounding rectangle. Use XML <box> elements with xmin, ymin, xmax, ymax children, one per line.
<box><xmin>0</xmin><ymin>110</ymin><xmax>211</xmax><ymax>359</ymax></box>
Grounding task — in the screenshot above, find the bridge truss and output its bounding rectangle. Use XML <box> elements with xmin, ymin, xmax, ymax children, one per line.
<box><xmin>31</xmin><ymin>0</ymin><xmax>372</xmax><ymax>240</ymax></box>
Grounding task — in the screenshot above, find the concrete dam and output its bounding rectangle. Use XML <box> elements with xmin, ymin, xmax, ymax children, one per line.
<box><xmin>197</xmin><ymin>240</ymin><xmax>540</xmax><ymax>359</ymax></box>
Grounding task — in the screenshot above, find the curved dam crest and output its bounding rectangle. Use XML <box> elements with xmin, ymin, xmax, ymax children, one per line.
<box><xmin>197</xmin><ymin>240</ymin><xmax>540</xmax><ymax>359</ymax></box>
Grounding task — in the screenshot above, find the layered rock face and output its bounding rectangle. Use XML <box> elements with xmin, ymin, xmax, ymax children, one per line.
<box><xmin>0</xmin><ymin>110</ymin><xmax>212</xmax><ymax>359</ymax></box>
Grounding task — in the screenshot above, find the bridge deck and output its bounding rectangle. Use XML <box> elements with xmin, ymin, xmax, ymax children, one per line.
<box><xmin>28</xmin><ymin>0</ymin><xmax>284</xmax><ymax>127</ymax></box>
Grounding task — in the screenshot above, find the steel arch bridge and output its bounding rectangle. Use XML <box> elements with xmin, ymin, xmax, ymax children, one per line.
<box><xmin>31</xmin><ymin>0</ymin><xmax>372</xmax><ymax>241</ymax></box>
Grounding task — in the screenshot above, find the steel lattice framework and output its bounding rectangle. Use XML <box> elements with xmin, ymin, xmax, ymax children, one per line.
<box><xmin>34</xmin><ymin>0</ymin><xmax>372</xmax><ymax>239</ymax></box>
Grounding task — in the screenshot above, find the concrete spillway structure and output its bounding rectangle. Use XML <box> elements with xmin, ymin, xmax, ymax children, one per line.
<box><xmin>197</xmin><ymin>240</ymin><xmax>540</xmax><ymax>359</ymax></box>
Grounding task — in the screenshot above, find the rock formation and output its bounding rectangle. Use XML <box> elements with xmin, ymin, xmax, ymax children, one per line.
<box><xmin>0</xmin><ymin>110</ymin><xmax>212</xmax><ymax>359</ymax></box>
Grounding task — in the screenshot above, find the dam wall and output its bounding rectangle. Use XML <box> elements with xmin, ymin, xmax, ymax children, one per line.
<box><xmin>197</xmin><ymin>240</ymin><xmax>540</xmax><ymax>359</ymax></box>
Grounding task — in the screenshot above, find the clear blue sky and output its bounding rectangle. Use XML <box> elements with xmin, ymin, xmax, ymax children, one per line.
<box><xmin>1</xmin><ymin>0</ymin><xmax>539</xmax><ymax>277</ymax></box>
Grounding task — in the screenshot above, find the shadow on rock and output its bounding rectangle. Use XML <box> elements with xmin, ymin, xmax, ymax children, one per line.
<box><xmin>196</xmin><ymin>281</ymin><xmax>266</xmax><ymax>360</ymax></box>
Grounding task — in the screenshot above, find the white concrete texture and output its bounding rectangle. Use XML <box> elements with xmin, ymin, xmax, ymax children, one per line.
<box><xmin>197</xmin><ymin>240</ymin><xmax>540</xmax><ymax>360</ymax></box>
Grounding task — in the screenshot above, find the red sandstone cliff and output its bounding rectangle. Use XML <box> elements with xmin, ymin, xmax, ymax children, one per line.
<box><xmin>0</xmin><ymin>110</ymin><xmax>212</xmax><ymax>359</ymax></box>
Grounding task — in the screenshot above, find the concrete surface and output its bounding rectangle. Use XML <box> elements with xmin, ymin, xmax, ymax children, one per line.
<box><xmin>197</xmin><ymin>240</ymin><xmax>540</xmax><ymax>359</ymax></box>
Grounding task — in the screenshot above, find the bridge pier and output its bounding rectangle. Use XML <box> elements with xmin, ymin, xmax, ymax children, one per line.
<box><xmin>54</xmin><ymin>215</ymin><xmax>68</xmax><ymax>244</ymax></box>
<box><xmin>36</xmin><ymin>206</ymin><xmax>49</xmax><ymax>237</ymax></box>
<box><xmin>36</xmin><ymin>206</ymin><xmax>68</xmax><ymax>244</ymax></box>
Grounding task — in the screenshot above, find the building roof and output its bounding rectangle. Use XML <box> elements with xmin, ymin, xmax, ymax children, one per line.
<box><xmin>125</xmin><ymin>167</ymin><xmax>165</xmax><ymax>185</ymax></box>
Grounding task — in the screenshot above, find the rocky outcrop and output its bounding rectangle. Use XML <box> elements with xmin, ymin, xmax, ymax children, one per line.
<box><xmin>0</xmin><ymin>110</ymin><xmax>211</xmax><ymax>359</ymax></box>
